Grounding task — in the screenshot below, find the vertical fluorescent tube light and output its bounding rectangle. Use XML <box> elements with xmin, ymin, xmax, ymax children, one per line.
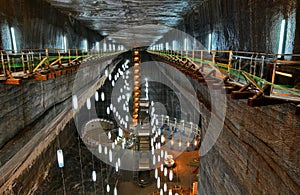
<box><xmin>10</xmin><ymin>27</ymin><xmax>17</xmax><ymax>53</ymax></box>
<box><xmin>83</xmin><ymin>39</ymin><xmax>88</xmax><ymax>52</ymax></box>
<box><xmin>57</xmin><ymin>149</ymin><xmax>64</xmax><ymax>168</ymax></box>
<box><xmin>278</xmin><ymin>19</ymin><xmax>286</xmax><ymax>57</ymax></box>
<box><xmin>95</xmin><ymin>41</ymin><xmax>100</xmax><ymax>52</ymax></box>
<box><xmin>165</xmin><ymin>42</ymin><xmax>169</xmax><ymax>50</ymax></box>
<box><xmin>172</xmin><ymin>40</ymin><xmax>176</xmax><ymax>50</ymax></box>
<box><xmin>63</xmin><ymin>35</ymin><xmax>67</xmax><ymax>53</ymax></box>
<box><xmin>103</xmin><ymin>41</ymin><xmax>107</xmax><ymax>52</ymax></box>
<box><xmin>184</xmin><ymin>38</ymin><xmax>187</xmax><ymax>51</ymax></box>
<box><xmin>208</xmin><ymin>33</ymin><xmax>212</xmax><ymax>53</ymax></box>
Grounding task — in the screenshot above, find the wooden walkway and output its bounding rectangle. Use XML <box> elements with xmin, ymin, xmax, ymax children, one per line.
<box><xmin>149</xmin><ymin>50</ymin><xmax>300</xmax><ymax>115</ymax></box>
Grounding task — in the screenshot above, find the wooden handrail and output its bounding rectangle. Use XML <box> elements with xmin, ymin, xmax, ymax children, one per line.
<box><xmin>33</xmin><ymin>56</ymin><xmax>48</xmax><ymax>73</ymax></box>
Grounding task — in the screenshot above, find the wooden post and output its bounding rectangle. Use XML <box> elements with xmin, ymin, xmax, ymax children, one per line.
<box><xmin>200</xmin><ymin>50</ymin><xmax>203</xmax><ymax>67</ymax></box>
<box><xmin>181</xmin><ymin>50</ymin><xmax>183</xmax><ymax>61</ymax></box>
<box><xmin>58</xmin><ymin>49</ymin><xmax>61</xmax><ymax>64</ymax></box>
<box><xmin>186</xmin><ymin>49</ymin><xmax>188</xmax><ymax>62</ymax></box>
<box><xmin>21</xmin><ymin>52</ymin><xmax>25</xmax><ymax>74</ymax></box>
<box><xmin>7</xmin><ymin>52</ymin><xmax>11</xmax><ymax>72</ymax></box>
<box><xmin>192</xmin><ymin>49</ymin><xmax>195</xmax><ymax>61</ymax></box>
<box><xmin>212</xmin><ymin>52</ymin><xmax>215</xmax><ymax>64</ymax></box>
<box><xmin>228</xmin><ymin>50</ymin><xmax>232</xmax><ymax>73</ymax></box>
<box><xmin>68</xmin><ymin>49</ymin><xmax>71</xmax><ymax>65</ymax></box>
<box><xmin>271</xmin><ymin>63</ymin><xmax>276</xmax><ymax>94</ymax></box>
<box><xmin>26</xmin><ymin>53</ymin><xmax>30</xmax><ymax>72</ymax></box>
<box><xmin>260</xmin><ymin>56</ymin><xmax>265</xmax><ymax>78</ymax></box>
<box><xmin>1</xmin><ymin>52</ymin><xmax>6</xmax><ymax>77</ymax></box>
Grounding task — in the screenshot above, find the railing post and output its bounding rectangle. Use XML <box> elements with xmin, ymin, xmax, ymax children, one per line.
<box><xmin>260</xmin><ymin>56</ymin><xmax>265</xmax><ymax>79</ymax></box>
<box><xmin>68</xmin><ymin>49</ymin><xmax>71</xmax><ymax>65</ymax></box>
<box><xmin>26</xmin><ymin>53</ymin><xmax>29</xmax><ymax>72</ymax></box>
<box><xmin>21</xmin><ymin>52</ymin><xmax>26</xmax><ymax>74</ymax></box>
<box><xmin>271</xmin><ymin>63</ymin><xmax>276</xmax><ymax>94</ymax></box>
<box><xmin>200</xmin><ymin>50</ymin><xmax>203</xmax><ymax>68</ymax></box>
<box><xmin>212</xmin><ymin>52</ymin><xmax>215</xmax><ymax>64</ymax></box>
<box><xmin>228</xmin><ymin>50</ymin><xmax>232</xmax><ymax>73</ymax></box>
<box><xmin>58</xmin><ymin>49</ymin><xmax>61</xmax><ymax>64</ymax></box>
<box><xmin>7</xmin><ymin>52</ymin><xmax>11</xmax><ymax>72</ymax></box>
<box><xmin>1</xmin><ymin>52</ymin><xmax>6</xmax><ymax>77</ymax></box>
<box><xmin>181</xmin><ymin>50</ymin><xmax>183</xmax><ymax>61</ymax></box>
<box><xmin>186</xmin><ymin>49</ymin><xmax>188</xmax><ymax>62</ymax></box>
<box><xmin>192</xmin><ymin>49</ymin><xmax>195</xmax><ymax>61</ymax></box>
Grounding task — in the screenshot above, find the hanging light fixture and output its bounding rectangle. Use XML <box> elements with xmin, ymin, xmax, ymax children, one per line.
<box><xmin>57</xmin><ymin>149</ymin><xmax>64</xmax><ymax>168</ymax></box>
<box><xmin>98</xmin><ymin>144</ymin><xmax>102</xmax><ymax>153</ymax></box>
<box><xmin>105</xmin><ymin>69</ymin><xmax>108</xmax><ymax>77</ymax></box>
<box><xmin>95</xmin><ymin>91</ymin><xmax>99</xmax><ymax>102</ymax></box>
<box><xmin>164</xmin><ymin>183</ymin><xmax>167</xmax><ymax>192</ymax></box>
<box><xmin>169</xmin><ymin>169</ymin><xmax>173</xmax><ymax>181</ymax></box>
<box><xmin>122</xmin><ymin>141</ymin><xmax>125</xmax><ymax>149</ymax></box>
<box><xmin>164</xmin><ymin>167</ymin><xmax>168</xmax><ymax>177</ymax></box>
<box><xmin>106</xmin><ymin>184</ymin><xmax>110</xmax><ymax>192</ymax></box>
<box><xmin>101</xmin><ymin>92</ymin><xmax>105</xmax><ymax>101</ymax></box>
<box><xmin>118</xmin><ymin>157</ymin><xmax>121</xmax><ymax>167</ymax></box>
<box><xmin>108</xmin><ymin>131</ymin><xmax>112</xmax><ymax>139</ymax></box>
<box><xmin>153</xmin><ymin>155</ymin><xmax>156</xmax><ymax>165</ymax></box>
<box><xmin>160</xmin><ymin>164</ymin><xmax>164</xmax><ymax>172</ymax></box>
<box><xmin>92</xmin><ymin>170</ymin><xmax>97</xmax><ymax>182</ymax></box>
<box><xmin>115</xmin><ymin>162</ymin><xmax>119</xmax><ymax>172</ymax></box>
<box><xmin>160</xmin><ymin>188</ymin><xmax>163</xmax><ymax>195</ymax></box>
<box><xmin>86</xmin><ymin>98</ymin><xmax>91</xmax><ymax>110</ymax></box>
<box><xmin>194</xmin><ymin>140</ymin><xmax>198</xmax><ymax>147</ymax></box>
<box><xmin>109</xmin><ymin>150</ymin><xmax>113</xmax><ymax>162</ymax></box>
<box><xmin>169</xmin><ymin>189</ymin><xmax>173</xmax><ymax>195</ymax></box>
<box><xmin>157</xmin><ymin>177</ymin><xmax>160</xmax><ymax>189</ymax></box>
<box><xmin>155</xmin><ymin>168</ymin><xmax>158</xmax><ymax>179</ymax></box>
<box><xmin>161</xmin><ymin>135</ymin><xmax>165</xmax><ymax>143</ymax></box>
<box><xmin>72</xmin><ymin>95</ymin><xmax>78</xmax><ymax>110</ymax></box>
<box><xmin>114</xmin><ymin>186</ymin><xmax>118</xmax><ymax>195</ymax></box>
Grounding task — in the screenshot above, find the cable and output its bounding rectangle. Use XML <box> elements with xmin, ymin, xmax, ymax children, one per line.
<box><xmin>76</xmin><ymin>115</ymin><xmax>85</xmax><ymax>194</ymax></box>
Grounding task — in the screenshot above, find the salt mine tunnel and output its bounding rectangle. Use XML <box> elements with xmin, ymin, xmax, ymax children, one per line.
<box><xmin>0</xmin><ymin>0</ymin><xmax>299</xmax><ymax>194</ymax></box>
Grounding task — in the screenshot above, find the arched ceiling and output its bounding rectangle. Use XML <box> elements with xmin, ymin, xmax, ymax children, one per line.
<box><xmin>46</xmin><ymin>0</ymin><xmax>202</xmax><ymax>48</ymax></box>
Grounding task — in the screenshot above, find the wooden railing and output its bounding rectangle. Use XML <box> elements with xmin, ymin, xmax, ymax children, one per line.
<box><xmin>149</xmin><ymin>49</ymin><xmax>300</xmax><ymax>101</ymax></box>
<box><xmin>0</xmin><ymin>48</ymin><xmax>126</xmax><ymax>84</ymax></box>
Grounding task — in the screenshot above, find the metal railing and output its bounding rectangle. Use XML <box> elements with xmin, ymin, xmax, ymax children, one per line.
<box><xmin>0</xmin><ymin>48</ymin><xmax>127</xmax><ymax>83</ymax></box>
<box><xmin>149</xmin><ymin>49</ymin><xmax>300</xmax><ymax>100</ymax></box>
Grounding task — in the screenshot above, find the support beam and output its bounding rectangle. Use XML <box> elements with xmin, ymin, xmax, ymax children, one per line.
<box><xmin>231</xmin><ymin>91</ymin><xmax>256</xmax><ymax>99</ymax></box>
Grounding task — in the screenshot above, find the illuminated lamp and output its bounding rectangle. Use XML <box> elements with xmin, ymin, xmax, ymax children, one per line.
<box><xmin>95</xmin><ymin>91</ymin><xmax>99</xmax><ymax>101</ymax></box>
<box><xmin>57</xmin><ymin>149</ymin><xmax>64</xmax><ymax>168</ymax></box>
<box><xmin>92</xmin><ymin>170</ymin><xmax>96</xmax><ymax>182</ymax></box>
<box><xmin>72</xmin><ymin>95</ymin><xmax>78</xmax><ymax>110</ymax></box>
